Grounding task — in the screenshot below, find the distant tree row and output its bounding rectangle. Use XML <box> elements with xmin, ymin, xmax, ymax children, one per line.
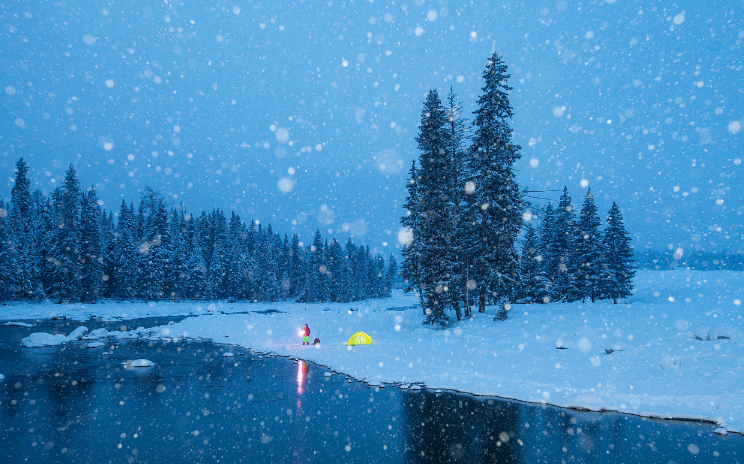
<box><xmin>402</xmin><ymin>53</ymin><xmax>524</xmax><ymax>325</ymax></box>
<box><xmin>0</xmin><ymin>158</ymin><xmax>397</xmax><ymax>303</ymax></box>
<box><xmin>518</xmin><ymin>187</ymin><xmax>635</xmax><ymax>305</ymax></box>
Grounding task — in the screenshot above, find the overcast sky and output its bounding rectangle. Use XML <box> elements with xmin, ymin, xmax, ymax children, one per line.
<box><xmin>1</xmin><ymin>0</ymin><xmax>742</xmax><ymax>255</ymax></box>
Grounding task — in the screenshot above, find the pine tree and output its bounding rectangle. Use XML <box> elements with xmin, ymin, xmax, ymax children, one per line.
<box><xmin>79</xmin><ymin>188</ymin><xmax>104</xmax><ymax>303</ymax></box>
<box><xmin>574</xmin><ymin>189</ymin><xmax>604</xmax><ymax>302</ymax></box>
<box><xmin>137</xmin><ymin>191</ymin><xmax>169</xmax><ymax>301</ymax></box>
<box><xmin>166</xmin><ymin>208</ymin><xmax>190</xmax><ymax>301</ymax></box>
<box><xmin>10</xmin><ymin>158</ymin><xmax>43</xmax><ymax>298</ymax></box>
<box><xmin>518</xmin><ymin>222</ymin><xmax>550</xmax><ymax>304</ymax></box>
<box><xmin>31</xmin><ymin>194</ymin><xmax>55</xmax><ymax>297</ymax></box>
<box><xmin>50</xmin><ymin>166</ymin><xmax>82</xmax><ymax>301</ymax></box>
<box><xmin>416</xmin><ymin>89</ymin><xmax>456</xmax><ymax>325</ymax></box>
<box><xmin>113</xmin><ymin>201</ymin><xmax>138</xmax><ymax>299</ymax></box>
<box><xmin>550</xmin><ymin>188</ymin><xmax>580</xmax><ymax>301</ymax></box>
<box><xmin>467</xmin><ymin>52</ymin><xmax>523</xmax><ymax>315</ymax></box>
<box><xmin>400</xmin><ymin>161</ymin><xmax>423</xmax><ymax>301</ymax></box>
<box><xmin>327</xmin><ymin>239</ymin><xmax>345</xmax><ymax>302</ymax></box>
<box><xmin>0</xmin><ymin>202</ymin><xmax>15</xmax><ymax>301</ymax></box>
<box><xmin>205</xmin><ymin>210</ymin><xmax>228</xmax><ymax>299</ymax></box>
<box><xmin>384</xmin><ymin>254</ymin><xmax>398</xmax><ymax>297</ymax></box>
<box><xmin>444</xmin><ymin>88</ymin><xmax>472</xmax><ymax>317</ymax></box>
<box><xmin>184</xmin><ymin>214</ymin><xmax>207</xmax><ymax>299</ymax></box>
<box><xmin>288</xmin><ymin>234</ymin><xmax>304</xmax><ymax>300</ymax></box>
<box><xmin>300</xmin><ymin>231</ymin><xmax>324</xmax><ymax>302</ymax></box>
<box><xmin>539</xmin><ymin>203</ymin><xmax>557</xmax><ymax>302</ymax></box>
<box><xmin>602</xmin><ymin>202</ymin><xmax>636</xmax><ymax>303</ymax></box>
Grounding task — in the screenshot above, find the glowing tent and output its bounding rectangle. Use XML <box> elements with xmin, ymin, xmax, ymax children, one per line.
<box><xmin>346</xmin><ymin>332</ymin><xmax>373</xmax><ymax>346</ymax></box>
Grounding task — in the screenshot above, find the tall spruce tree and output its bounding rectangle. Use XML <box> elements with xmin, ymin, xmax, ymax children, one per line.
<box><xmin>602</xmin><ymin>202</ymin><xmax>636</xmax><ymax>303</ymax></box>
<box><xmin>50</xmin><ymin>166</ymin><xmax>82</xmax><ymax>301</ymax></box>
<box><xmin>0</xmin><ymin>201</ymin><xmax>14</xmax><ymax>301</ymax></box>
<box><xmin>539</xmin><ymin>203</ymin><xmax>557</xmax><ymax>302</ymax></box>
<box><xmin>137</xmin><ymin>191</ymin><xmax>169</xmax><ymax>300</ymax></box>
<box><xmin>415</xmin><ymin>89</ymin><xmax>457</xmax><ymax>325</ymax></box>
<box><xmin>550</xmin><ymin>187</ymin><xmax>580</xmax><ymax>301</ymax></box>
<box><xmin>518</xmin><ymin>221</ymin><xmax>550</xmax><ymax>304</ymax></box>
<box><xmin>400</xmin><ymin>161</ymin><xmax>423</xmax><ymax>303</ymax></box>
<box><xmin>384</xmin><ymin>254</ymin><xmax>398</xmax><ymax>298</ymax></box>
<box><xmin>114</xmin><ymin>201</ymin><xmax>138</xmax><ymax>299</ymax></box>
<box><xmin>574</xmin><ymin>189</ymin><xmax>604</xmax><ymax>302</ymax></box>
<box><xmin>444</xmin><ymin>88</ymin><xmax>472</xmax><ymax>317</ymax></box>
<box><xmin>10</xmin><ymin>158</ymin><xmax>43</xmax><ymax>297</ymax></box>
<box><xmin>467</xmin><ymin>52</ymin><xmax>523</xmax><ymax>315</ymax></box>
<box><xmin>79</xmin><ymin>188</ymin><xmax>104</xmax><ymax>303</ymax></box>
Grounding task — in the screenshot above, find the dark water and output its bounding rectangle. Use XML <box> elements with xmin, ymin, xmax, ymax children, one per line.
<box><xmin>0</xmin><ymin>318</ymin><xmax>741</xmax><ymax>464</ymax></box>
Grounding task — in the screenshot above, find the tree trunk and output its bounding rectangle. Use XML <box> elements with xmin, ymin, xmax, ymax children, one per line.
<box><xmin>453</xmin><ymin>300</ymin><xmax>462</xmax><ymax>321</ymax></box>
<box><xmin>479</xmin><ymin>262</ymin><xmax>486</xmax><ymax>313</ymax></box>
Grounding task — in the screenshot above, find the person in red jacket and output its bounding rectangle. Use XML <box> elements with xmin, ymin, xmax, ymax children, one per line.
<box><xmin>301</xmin><ymin>324</ymin><xmax>310</xmax><ymax>345</ymax></box>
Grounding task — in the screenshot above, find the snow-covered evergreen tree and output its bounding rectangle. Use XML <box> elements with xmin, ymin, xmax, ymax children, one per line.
<box><xmin>10</xmin><ymin>158</ymin><xmax>43</xmax><ymax>298</ymax></box>
<box><xmin>79</xmin><ymin>187</ymin><xmax>103</xmax><ymax>303</ymax></box>
<box><xmin>288</xmin><ymin>234</ymin><xmax>304</xmax><ymax>300</ymax></box>
<box><xmin>551</xmin><ymin>187</ymin><xmax>580</xmax><ymax>301</ymax></box>
<box><xmin>400</xmin><ymin>161</ymin><xmax>423</xmax><ymax>301</ymax></box>
<box><xmin>184</xmin><ymin>214</ymin><xmax>207</xmax><ymax>299</ymax></box>
<box><xmin>114</xmin><ymin>201</ymin><xmax>138</xmax><ymax>299</ymax></box>
<box><xmin>602</xmin><ymin>202</ymin><xmax>636</xmax><ymax>303</ymax></box>
<box><xmin>205</xmin><ymin>210</ymin><xmax>228</xmax><ymax>300</ymax></box>
<box><xmin>538</xmin><ymin>203</ymin><xmax>557</xmax><ymax>301</ymax></box>
<box><xmin>327</xmin><ymin>239</ymin><xmax>345</xmax><ymax>302</ymax></box>
<box><xmin>384</xmin><ymin>254</ymin><xmax>397</xmax><ymax>297</ymax></box>
<box><xmin>466</xmin><ymin>52</ymin><xmax>523</xmax><ymax>315</ymax></box>
<box><xmin>444</xmin><ymin>88</ymin><xmax>471</xmax><ymax>317</ymax></box>
<box><xmin>166</xmin><ymin>207</ymin><xmax>190</xmax><ymax>301</ymax></box>
<box><xmin>299</xmin><ymin>230</ymin><xmax>324</xmax><ymax>302</ymax></box>
<box><xmin>415</xmin><ymin>89</ymin><xmax>456</xmax><ymax>325</ymax></box>
<box><xmin>0</xmin><ymin>201</ymin><xmax>15</xmax><ymax>301</ymax></box>
<box><xmin>518</xmin><ymin>221</ymin><xmax>550</xmax><ymax>304</ymax></box>
<box><xmin>49</xmin><ymin>166</ymin><xmax>82</xmax><ymax>301</ymax></box>
<box><xmin>574</xmin><ymin>189</ymin><xmax>604</xmax><ymax>302</ymax></box>
<box><xmin>137</xmin><ymin>190</ymin><xmax>169</xmax><ymax>301</ymax></box>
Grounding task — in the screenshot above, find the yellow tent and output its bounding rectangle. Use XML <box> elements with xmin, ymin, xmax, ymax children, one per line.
<box><xmin>346</xmin><ymin>332</ymin><xmax>373</xmax><ymax>346</ymax></box>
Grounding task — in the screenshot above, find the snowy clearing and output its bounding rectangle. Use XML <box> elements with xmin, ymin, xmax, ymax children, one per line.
<box><xmin>5</xmin><ymin>269</ymin><xmax>743</xmax><ymax>434</ymax></box>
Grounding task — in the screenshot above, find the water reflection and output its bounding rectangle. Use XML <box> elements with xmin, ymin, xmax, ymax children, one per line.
<box><xmin>297</xmin><ymin>361</ymin><xmax>308</xmax><ymax>395</ymax></box>
<box><xmin>401</xmin><ymin>391</ymin><xmax>739</xmax><ymax>464</ymax></box>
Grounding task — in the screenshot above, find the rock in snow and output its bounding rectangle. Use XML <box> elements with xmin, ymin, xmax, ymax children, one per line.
<box><xmin>222</xmin><ymin>352</ymin><xmax>235</xmax><ymax>357</ymax></box>
<box><xmin>21</xmin><ymin>332</ymin><xmax>69</xmax><ymax>347</ymax></box>
<box><xmin>86</xmin><ymin>342</ymin><xmax>105</xmax><ymax>348</ymax></box>
<box><xmin>66</xmin><ymin>326</ymin><xmax>89</xmax><ymax>341</ymax></box>
<box><xmin>21</xmin><ymin>326</ymin><xmax>90</xmax><ymax>347</ymax></box>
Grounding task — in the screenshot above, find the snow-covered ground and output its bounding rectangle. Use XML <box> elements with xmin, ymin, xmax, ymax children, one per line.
<box><xmin>3</xmin><ymin>269</ymin><xmax>743</xmax><ymax>433</ymax></box>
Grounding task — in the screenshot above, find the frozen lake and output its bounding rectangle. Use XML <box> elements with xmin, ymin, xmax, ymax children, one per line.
<box><xmin>0</xmin><ymin>318</ymin><xmax>741</xmax><ymax>463</ymax></box>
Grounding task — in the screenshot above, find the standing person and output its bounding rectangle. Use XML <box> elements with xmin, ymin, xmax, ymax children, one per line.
<box><xmin>301</xmin><ymin>324</ymin><xmax>310</xmax><ymax>345</ymax></box>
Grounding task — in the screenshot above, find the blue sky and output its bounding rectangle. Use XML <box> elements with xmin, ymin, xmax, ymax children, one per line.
<box><xmin>1</xmin><ymin>0</ymin><xmax>742</xmax><ymax>255</ymax></box>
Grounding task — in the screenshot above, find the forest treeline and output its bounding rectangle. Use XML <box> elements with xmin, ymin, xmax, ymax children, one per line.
<box><xmin>0</xmin><ymin>159</ymin><xmax>397</xmax><ymax>303</ymax></box>
<box><xmin>401</xmin><ymin>52</ymin><xmax>635</xmax><ymax>326</ymax></box>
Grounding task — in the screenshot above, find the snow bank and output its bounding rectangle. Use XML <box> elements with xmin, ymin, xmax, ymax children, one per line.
<box><xmin>0</xmin><ymin>373</ymin><xmax>4</xmax><ymax>381</ymax></box>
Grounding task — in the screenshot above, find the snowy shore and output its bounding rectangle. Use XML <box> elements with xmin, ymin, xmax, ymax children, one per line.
<box><xmin>3</xmin><ymin>269</ymin><xmax>743</xmax><ymax>434</ymax></box>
